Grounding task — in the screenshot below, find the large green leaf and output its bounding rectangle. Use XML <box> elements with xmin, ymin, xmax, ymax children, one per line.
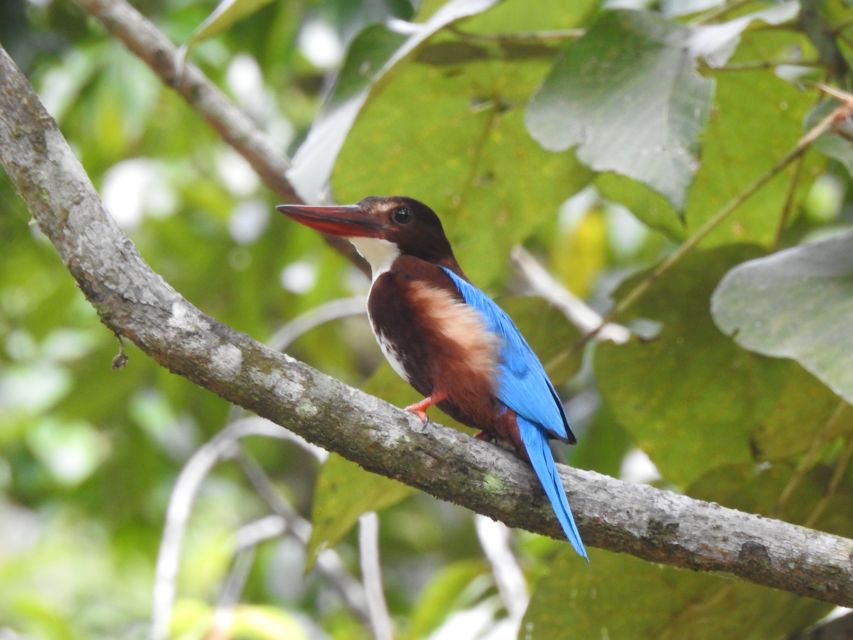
<box><xmin>711</xmin><ymin>231</ymin><xmax>853</xmax><ymax>405</ymax></box>
<box><xmin>326</xmin><ymin>1</ymin><xmax>595</xmax><ymax>284</ymax></box>
<box><xmin>289</xmin><ymin>0</ymin><xmax>501</xmax><ymax>203</ymax></box>
<box><xmin>523</xmin><ymin>462</ymin><xmax>845</xmax><ymax>639</ymax></box>
<box><xmin>594</xmin><ymin>246</ymin><xmax>790</xmax><ymax>486</ymax></box>
<box><xmin>526</xmin><ymin>10</ymin><xmax>713</xmax><ymax>210</ymax></box>
<box><xmin>306</xmin><ymin>449</ymin><xmax>415</xmax><ymax>567</ymax></box>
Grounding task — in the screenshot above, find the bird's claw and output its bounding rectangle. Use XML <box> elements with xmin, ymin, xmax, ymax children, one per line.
<box><xmin>405</xmin><ymin>406</ymin><xmax>431</xmax><ymax>432</ymax></box>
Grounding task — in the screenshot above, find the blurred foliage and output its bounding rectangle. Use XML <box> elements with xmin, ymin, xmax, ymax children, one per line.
<box><xmin>2</xmin><ymin>0</ymin><xmax>853</xmax><ymax>639</ymax></box>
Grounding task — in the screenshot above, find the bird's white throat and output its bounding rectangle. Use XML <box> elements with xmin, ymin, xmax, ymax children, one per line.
<box><xmin>349</xmin><ymin>237</ymin><xmax>400</xmax><ymax>281</ymax></box>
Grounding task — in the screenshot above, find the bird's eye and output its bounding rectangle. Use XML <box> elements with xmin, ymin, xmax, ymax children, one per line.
<box><xmin>392</xmin><ymin>207</ymin><xmax>413</xmax><ymax>225</ymax></box>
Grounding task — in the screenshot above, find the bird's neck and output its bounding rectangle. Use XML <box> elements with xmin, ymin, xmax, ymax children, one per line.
<box><xmin>348</xmin><ymin>237</ymin><xmax>400</xmax><ymax>282</ymax></box>
<box><xmin>348</xmin><ymin>237</ymin><xmax>467</xmax><ymax>282</ymax></box>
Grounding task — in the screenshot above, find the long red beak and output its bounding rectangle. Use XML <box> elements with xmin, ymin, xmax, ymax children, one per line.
<box><xmin>276</xmin><ymin>204</ymin><xmax>382</xmax><ymax>237</ymax></box>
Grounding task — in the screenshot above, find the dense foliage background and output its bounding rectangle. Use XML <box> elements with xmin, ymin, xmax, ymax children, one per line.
<box><xmin>2</xmin><ymin>0</ymin><xmax>852</xmax><ymax>638</ymax></box>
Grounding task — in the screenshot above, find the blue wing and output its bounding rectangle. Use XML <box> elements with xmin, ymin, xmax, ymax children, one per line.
<box><xmin>440</xmin><ymin>267</ymin><xmax>573</xmax><ymax>442</ymax></box>
<box><xmin>441</xmin><ymin>268</ymin><xmax>587</xmax><ymax>559</ymax></box>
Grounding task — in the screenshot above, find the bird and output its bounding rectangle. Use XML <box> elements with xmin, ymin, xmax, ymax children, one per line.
<box><xmin>277</xmin><ymin>196</ymin><xmax>587</xmax><ymax>559</ymax></box>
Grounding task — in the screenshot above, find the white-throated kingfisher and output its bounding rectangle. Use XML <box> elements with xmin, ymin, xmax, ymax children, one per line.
<box><xmin>277</xmin><ymin>196</ymin><xmax>587</xmax><ymax>559</ymax></box>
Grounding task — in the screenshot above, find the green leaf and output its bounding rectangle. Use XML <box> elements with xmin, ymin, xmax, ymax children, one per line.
<box><xmin>406</xmin><ymin>559</ymin><xmax>488</xmax><ymax>639</ymax></box>
<box><xmin>331</xmin><ymin>42</ymin><xmax>592</xmax><ymax>283</ymax></box>
<box><xmin>526</xmin><ymin>10</ymin><xmax>714</xmax><ymax>210</ymax></box>
<box><xmin>299</xmin><ymin>0</ymin><xmax>596</xmax><ymax>284</ymax></box>
<box><xmin>524</xmin><ymin>462</ymin><xmax>847</xmax><ymax>639</ymax></box>
<box><xmin>290</xmin><ymin>0</ymin><xmax>501</xmax><ymax>203</ymax></box>
<box><xmin>684</xmin><ymin>30</ymin><xmax>819</xmax><ymax>246</ymax></box>
<box><xmin>594</xmin><ymin>246</ymin><xmax>789</xmax><ymax>486</ymax></box>
<box><xmin>711</xmin><ymin>231</ymin><xmax>853</xmax><ymax>405</ymax></box>
<box><xmin>186</xmin><ymin>0</ymin><xmax>276</xmax><ymax>47</ymax></box>
<box><xmin>750</xmin><ymin>365</ymin><xmax>853</xmax><ymax>461</ymax></box>
<box><xmin>307</xmin><ymin>451</ymin><xmax>414</xmax><ymax>567</ymax></box>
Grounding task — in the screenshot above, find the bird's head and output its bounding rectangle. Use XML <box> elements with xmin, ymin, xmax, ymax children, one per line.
<box><xmin>277</xmin><ymin>196</ymin><xmax>460</xmax><ymax>276</ymax></box>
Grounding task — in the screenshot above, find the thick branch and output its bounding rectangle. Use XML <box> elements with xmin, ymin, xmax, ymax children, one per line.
<box><xmin>72</xmin><ymin>0</ymin><xmax>366</xmax><ymax>273</ymax></box>
<box><xmin>1</xmin><ymin>47</ymin><xmax>851</xmax><ymax>607</ymax></box>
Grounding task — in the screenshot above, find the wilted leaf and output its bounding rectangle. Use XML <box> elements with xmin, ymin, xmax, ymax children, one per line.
<box><xmin>595</xmin><ymin>246</ymin><xmax>789</xmax><ymax>486</ymax></box>
<box><xmin>526</xmin><ymin>10</ymin><xmax>713</xmax><ymax>209</ymax></box>
<box><xmin>711</xmin><ymin>230</ymin><xmax>853</xmax><ymax>405</ymax></box>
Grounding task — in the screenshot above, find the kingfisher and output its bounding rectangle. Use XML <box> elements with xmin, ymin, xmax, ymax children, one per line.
<box><xmin>277</xmin><ymin>196</ymin><xmax>587</xmax><ymax>559</ymax></box>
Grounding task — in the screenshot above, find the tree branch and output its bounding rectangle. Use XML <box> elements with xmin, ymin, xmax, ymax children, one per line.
<box><xmin>1</xmin><ymin>46</ymin><xmax>851</xmax><ymax>608</ymax></box>
<box><xmin>72</xmin><ymin>0</ymin><xmax>367</xmax><ymax>274</ymax></box>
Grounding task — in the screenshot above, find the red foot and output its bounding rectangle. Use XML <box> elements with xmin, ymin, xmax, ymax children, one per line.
<box><xmin>475</xmin><ymin>431</ymin><xmax>494</xmax><ymax>442</ymax></box>
<box><xmin>404</xmin><ymin>391</ymin><xmax>448</xmax><ymax>424</ymax></box>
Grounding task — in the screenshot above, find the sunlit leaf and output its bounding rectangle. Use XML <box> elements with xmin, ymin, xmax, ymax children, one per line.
<box><xmin>711</xmin><ymin>230</ymin><xmax>853</xmax><ymax>405</ymax></box>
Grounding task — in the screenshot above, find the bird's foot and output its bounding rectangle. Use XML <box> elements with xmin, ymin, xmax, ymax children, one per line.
<box><xmin>474</xmin><ymin>430</ymin><xmax>495</xmax><ymax>443</ymax></box>
<box><xmin>404</xmin><ymin>391</ymin><xmax>447</xmax><ymax>429</ymax></box>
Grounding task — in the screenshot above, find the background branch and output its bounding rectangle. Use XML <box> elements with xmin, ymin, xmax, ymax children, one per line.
<box><xmin>1</xmin><ymin>42</ymin><xmax>852</xmax><ymax>609</ymax></box>
<box><xmin>72</xmin><ymin>0</ymin><xmax>367</xmax><ymax>273</ymax></box>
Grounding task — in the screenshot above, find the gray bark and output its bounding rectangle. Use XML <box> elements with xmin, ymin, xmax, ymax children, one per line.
<box><xmin>1</xmin><ymin>44</ymin><xmax>852</xmax><ymax>607</ymax></box>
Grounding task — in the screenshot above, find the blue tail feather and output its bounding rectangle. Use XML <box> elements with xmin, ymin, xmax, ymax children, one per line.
<box><xmin>518</xmin><ymin>416</ymin><xmax>588</xmax><ymax>560</ymax></box>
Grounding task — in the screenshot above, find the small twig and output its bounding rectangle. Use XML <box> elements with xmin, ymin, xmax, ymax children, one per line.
<box><xmin>474</xmin><ymin>515</ymin><xmax>528</xmax><ymax>625</ymax></box>
<box><xmin>269</xmin><ymin>296</ymin><xmax>366</xmax><ymax>353</ymax></box>
<box><xmin>447</xmin><ymin>25</ymin><xmax>584</xmax><ymax>44</ymax></box>
<box><xmin>358</xmin><ymin>513</ymin><xmax>393</xmax><ymax>640</ymax></box>
<box><xmin>817</xmin><ymin>83</ymin><xmax>853</xmax><ymax>104</ymax></box>
<box><xmin>771</xmin><ymin>153</ymin><xmax>806</xmax><ymax>250</ymax></box>
<box><xmin>775</xmin><ymin>402</ymin><xmax>848</xmax><ymax>515</ymax></box>
<box><xmin>790</xmin><ymin>609</ymin><xmax>853</xmax><ymax>640</ymax></box>
<box><xmin>111</xmin><ymin>332</ymin><xmax>128</xmax><ymax>369</ymax></box>
<box><xmin>73</xmin><ymin>0</ymin><xmax>368</xmax><ymax>274</ymax></box>
<box><xmin>805</xmin><ymin>435</ymin><xmax>853</xmax><ymax>529</ymax></box>
<box><xmin>510</xmin><ymin>246</ymin><xmax>630</xmax><ymax>344</ymax></box>
<box><xmin>578</xmin><ymin>91</ymin><xmax>853</xmax><ymax>348</ymax></box>
<box><xmin>233</xmin><ymin>445</ymin><xmax>370</xmax><ymax>622</ymax></box>
<box><xmin>691</xmin><ymin>0</ymin><xmax>754</xmax><ymax>26</ymax></box>
<box><xmin>705</xmin><ymin>59</ymin><xmax>824</xmax><ymax>72</ymax></box>
<box><xmin>151</xmin><ymin>418</ymin><xmax>290</xmax><ymax>640</ymax></box>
